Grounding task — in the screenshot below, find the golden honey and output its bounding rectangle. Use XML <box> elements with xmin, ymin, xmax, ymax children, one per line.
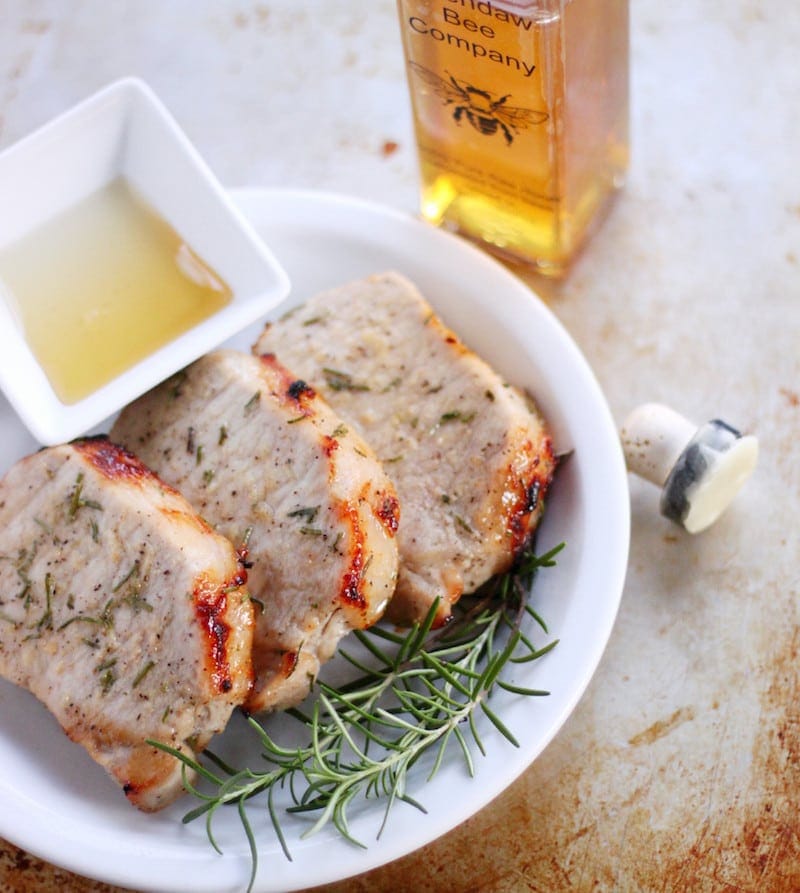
<box><xmin>0</xmin><ymin>177</ymin><xmax>231</xmax><ymax>404</ymax></box>
<box><xmin>397</xmin><ymin>0</ymin><xmax>629</xmax><ymax>275</ymax></box>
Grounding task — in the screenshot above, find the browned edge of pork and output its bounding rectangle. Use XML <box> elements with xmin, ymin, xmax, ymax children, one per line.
<box><xmin>0</xmin><ymin>437</ymin><xmax>254</xmax><ymax>810</ymax></box>
<box><xmin>253</xmin><ymin>271</ymin><xmax>557</xmax><ymax>627</ymax></box>
<box><xmin>110</xmin><ymin>350</ymin><xmax>400</xmax><ymax>713</ymax></box>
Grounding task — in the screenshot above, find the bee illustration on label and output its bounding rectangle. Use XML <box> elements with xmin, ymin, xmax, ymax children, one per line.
<box><xmin>409</xmin><ymin>62</ymin><xmax>548</xmax><ymax>146</ymax></box>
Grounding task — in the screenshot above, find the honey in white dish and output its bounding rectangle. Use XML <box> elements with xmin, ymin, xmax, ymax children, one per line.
<box><xmin>0</xmin><ymin>177</ymin><xmax>232</xmax><ymax>405</ymax></box>
<box><xmin>397</xmin><ymin>0</ymin><xmax>629</xmax><ymax>276</ymax></box>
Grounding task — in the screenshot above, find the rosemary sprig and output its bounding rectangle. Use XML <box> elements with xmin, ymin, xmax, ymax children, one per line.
<box><xmin>149</xmin><ymin>541</ymin><xmax>562</xmax><ymax>891</ymax></box>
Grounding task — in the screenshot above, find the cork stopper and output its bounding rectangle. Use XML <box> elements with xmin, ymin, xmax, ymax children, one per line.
<box><xmin>620</xmin><ymin>403</ymin><xmax>758</xmax><ymax>533</ymax></box>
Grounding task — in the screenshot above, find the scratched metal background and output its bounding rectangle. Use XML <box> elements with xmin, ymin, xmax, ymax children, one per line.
<box><xmin>0</xmin><ymin>1</ymin><xmax>798</xmax><ymax>891</ymax></box>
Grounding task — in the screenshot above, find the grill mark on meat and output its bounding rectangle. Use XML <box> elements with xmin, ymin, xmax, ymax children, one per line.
<box><xmin>376</xmin><ymin>491</ymin><xmax>400</xmax><ymax>535</ymax></box>
<box><xmin>75</xmin><ymin>436</ymin><xmax>155</xmax><ymax>485</ymax></box>
<box><xmin>195</xmin><ymin>570</ymin><xmax>250</xmax><ymax>695</ymax></box>
<box><xmin>338</xmin><ymin>501</ymin><xmax>368</xmax><ymax>612</ymax></box>
<box><xmin>280</xmin><ymin>649</ymin><xmax>299</xmax><ymax>678</ymax></box>
<box><xmin>503</xmin><ymin>439</ymin><xmax>555</xmax><ymax>553</ymax></box>
<box><xmin>287</xmin><ymin>379</ymin><xmax>314</xmax><ymax>401</ymax></box>
<box><xmin>195</xmin><ymin>584</ymin><xmax>233</xmax><ymax>694</ymax></box>
<box><xmin>259</xmin><ymin>352</ymin><xmax>317</xmax><ymax>413</ymax></box>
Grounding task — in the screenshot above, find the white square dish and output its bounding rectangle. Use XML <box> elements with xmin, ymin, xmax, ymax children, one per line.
<box><xmin>0</xmin><ymin>77</ymin><xmax>289</xmax><ymax>445</ymax></box>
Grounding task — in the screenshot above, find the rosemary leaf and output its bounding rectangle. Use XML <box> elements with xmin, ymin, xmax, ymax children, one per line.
<box><xmin>149</xmin><ymin>538</ymin><xmax>564</xmax><ymax>885</ymax></box>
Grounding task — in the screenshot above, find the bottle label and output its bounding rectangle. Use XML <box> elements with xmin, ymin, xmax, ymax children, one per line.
<box><xmin>399</xmin><ymin>1</ymin><xmax>556</xmax><ymax>214</ymax></box>
<box><xmin>407</xmin><ymin>4</ymin><xmax>540</xmax><ymax>80</ymax></box>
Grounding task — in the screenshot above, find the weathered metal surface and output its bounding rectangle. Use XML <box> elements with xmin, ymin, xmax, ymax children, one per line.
<box><xmin>1</xmin><ymin>1</ymin><xmax>798</xmax><ymax>891</ymax></box>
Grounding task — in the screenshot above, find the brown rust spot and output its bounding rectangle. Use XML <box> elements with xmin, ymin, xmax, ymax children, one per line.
<box><xmin>628</xmin><ymin>706</ymin><xmax>696</xmax><ymax>747</ymax></box>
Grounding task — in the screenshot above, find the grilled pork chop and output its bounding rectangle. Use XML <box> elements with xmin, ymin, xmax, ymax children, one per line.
<box><xmin>0</xmin><ymin>438</ymin><xmax>253</xmax><ymax>811</ymax></box>
<box><xmin>253</xmin><ymin>272</ymin><xmax>556</xmax><ymax>626</ymax></box>
<box><xmin>111</xmin><ymin>349</ymin><xmax>400</xmax><ymax>713</ymax></box>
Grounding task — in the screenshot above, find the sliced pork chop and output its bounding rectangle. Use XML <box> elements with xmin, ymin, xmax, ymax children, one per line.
<box><xmin>253</xmin><ymin>272</ymin><xmax>556</xmax><ymax>627</ymax></box>
<box><xmin>0</xmin><ymin>438</ymin><xmax>253</xmax><ymax>811</ymax></box>
<box><xmin>111</xmin><ymin>349</ymin><xmax>400</xmax><ymax>713</ymax></box>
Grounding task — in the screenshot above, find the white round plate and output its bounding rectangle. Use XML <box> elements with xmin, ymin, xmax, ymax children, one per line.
<box><xmin>0</xmin><ymin>188</ymin><xmax>629</xmax><ymax>893</ymax></box>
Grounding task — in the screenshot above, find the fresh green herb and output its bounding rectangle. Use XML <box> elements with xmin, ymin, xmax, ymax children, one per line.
<box><xmin>148</xmin><ymin>541</ymin><xmax>563</xmax><ymax>892</ymax></box>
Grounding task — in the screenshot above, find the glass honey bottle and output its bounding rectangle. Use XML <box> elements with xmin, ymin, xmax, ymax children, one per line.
<box><xmin>397</xmin><ymin>0</ymin><xmax>629</xmax><ymax>276</ymax></box>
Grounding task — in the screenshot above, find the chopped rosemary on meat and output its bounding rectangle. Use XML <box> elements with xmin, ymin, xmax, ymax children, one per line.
<box><xmin>97</xmin><ymin>657</ymin><xmax>118</xmax><ymax>694</ymax></box>
<box><xmin>322</xmin><ymin>368</ymin><xmax>370</xmax><ymax>392</ymax></box>
<box><xmin>287</xmin><ymin>506</ymin><xmax>320</xmax><ymax>524</ymax></box>
<box><xmin>149</xmin><ymin>540</ymin><xmax>563</xmax><ymax>892</ymax></box>
<box><xmin>244</xmin><ymin>391</ymin><xmax>262</xmax><ymax>414</ymax></box>
<box><xmin>112</xmin><ymin>561</ymin><xmax>140</xmax><ymax>593</ymax></box>
<box><xmin>455</xmin><ymin>514</ymin><xmax>474</xmax><ymax>534</ymax></box>
<box><xmin>68</xmin><ymin>473</ymin><xmax>102</xmax><ymax>519</ymax></box>
<box><xmin>34</xmin><ymin>573</ymin><xmax>54</xmax><ymax>630</ymax></box>
<box><xmin>439</xmin><ymin>409</ymin><xmax>476</xmax><ymax>424</ymax></box>
<box><xmin>132</xmin><ymin>660</ymin><xmax>156</xmax><ymax>689</ymax></box>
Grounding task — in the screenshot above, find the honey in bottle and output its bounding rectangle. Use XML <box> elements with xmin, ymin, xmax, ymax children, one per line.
<box><xmin>397</xmin><ymin>0</ymin><xmax>629</xmax><ymax>276</ymax></box>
